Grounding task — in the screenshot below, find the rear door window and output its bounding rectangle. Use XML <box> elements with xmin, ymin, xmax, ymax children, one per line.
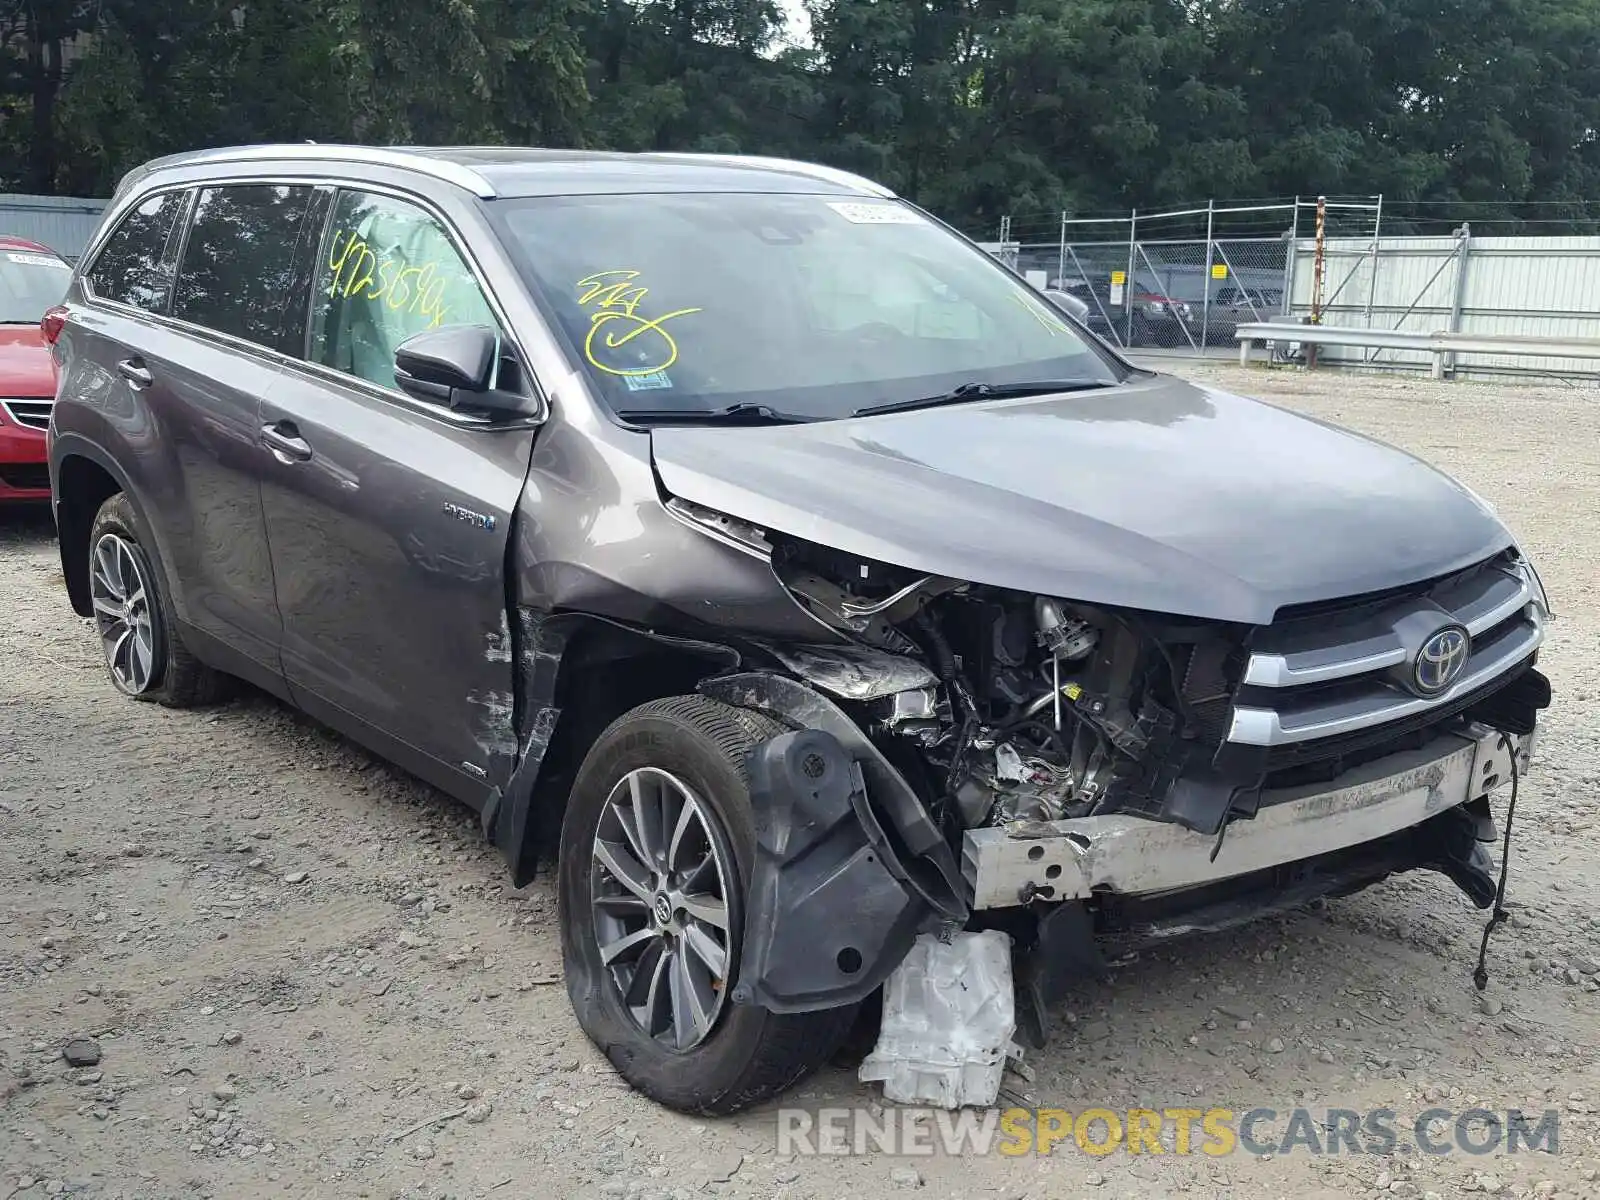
<box><xmin>171</xmin><ymin>185</ymin><xmax>318</xmax><ymax>354</ymax></box>
<box><xmin>86</xmin><ymin>190</ymin><xmax>188</xmax><ymax>313</ymax></box>
<box><xmin>307</xmin><ymin>190</ymin><xmax>497</xmax><ymax>391</ymax></box>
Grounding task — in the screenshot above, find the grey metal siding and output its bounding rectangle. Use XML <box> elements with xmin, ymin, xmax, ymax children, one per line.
<box><xmin>0</xmin><ymin>194</ymin><xmax>109</xmax><ymax>263</ymax></box>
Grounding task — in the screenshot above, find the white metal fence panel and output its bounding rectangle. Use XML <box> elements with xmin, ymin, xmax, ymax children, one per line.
<box><xmin>1453</xmin><ymin>239</ymin><xmax>1600</xmax><ymax>375</ymax></box>
<box><xmin>1288</xmin><ymin>235</ymin><xmax>1600</xmax><ymax>376</ymax></box>
<box><xmin>0</xmin><ymin>194</ymin><xmax>108</xmax><ymax>263</ymax></box>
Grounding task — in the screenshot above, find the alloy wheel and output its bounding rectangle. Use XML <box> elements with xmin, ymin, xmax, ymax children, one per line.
<box><xmin>90</xmin><ymin>532</ymin><xmax>160</xmax><ymax>695</ymax></box>
<box><xmin>590</xmin><ymin>767</ymin><xmax>736</xmax><ymax>1051</ymax></box>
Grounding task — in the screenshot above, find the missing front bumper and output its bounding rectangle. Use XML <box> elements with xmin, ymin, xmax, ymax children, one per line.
<box><xmin>963</xmin><ymin>726</ymin><xmax>1535</xmax><ymax>911</ymax></box>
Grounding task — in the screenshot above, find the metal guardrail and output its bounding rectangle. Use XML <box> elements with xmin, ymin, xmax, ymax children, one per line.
<box><xmin>1235</xmin><ymin>321</ymin><xmax>1600</xmax><ymax>378</ymax></box>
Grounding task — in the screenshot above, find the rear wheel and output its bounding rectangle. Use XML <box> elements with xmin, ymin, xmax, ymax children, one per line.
<box><xmin>88</xmin><ymin>493</ymin><xmax>229</xmax><ymax>707</ymax></box>
<box><xmin>558</xmin><ymin>695</ymin><xmax>858</xmax><ymax>1114</ymax></box>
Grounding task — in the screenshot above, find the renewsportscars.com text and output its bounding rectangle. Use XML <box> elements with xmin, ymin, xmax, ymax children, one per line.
<box><xmin>776</xmin><ymin>1106</ymin><xmax>1562</xmax><ymax>1158</ymax></box>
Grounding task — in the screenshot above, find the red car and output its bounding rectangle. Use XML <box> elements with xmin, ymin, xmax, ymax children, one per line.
<box><xmin>0</xmin><ymin>236</ymin><xmax>71</xmax><ymax>502</ymax></box>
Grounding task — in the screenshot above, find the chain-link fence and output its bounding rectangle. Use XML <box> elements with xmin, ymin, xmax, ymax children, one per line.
<box><xmin>992</xmin><ymin>199</ymin><xmax>1381</xmax><ymax>354</ymax></box>
<box><xmin>993</xmin><ymin>197</ymin><xmax>1600</xmax><ymax>377</ymax></box>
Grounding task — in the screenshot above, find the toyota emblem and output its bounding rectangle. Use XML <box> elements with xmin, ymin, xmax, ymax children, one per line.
<box><xmin>1413</xmin><ymin>625</ymin><xmax>1470</xmax><ymax>695</ymax></box>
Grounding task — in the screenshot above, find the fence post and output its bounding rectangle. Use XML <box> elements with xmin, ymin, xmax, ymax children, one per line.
<box><xmin>1364</xmin><ymin>194</ymin><xmax>1384</xmax><ymax>326</ymax></box>
<box><xmin>1446</xmin><ymin>222</ymin><xmax>1473</xmax><ymax>377</ymax></box>
<box><xmin>1124</xmin><ymin>208</ymin><xmax>1138</xmax><ymax>348</ymax></box>
<box><xmin>1057</xmin><ymin>210</ymin><xmax>1067</xmax><ymax>291</ymax></box>
<box><xmin>1362</xmin><ymin>193</ymin><xmax>1384</xmax><ymax>362</ymax></box>
<box><xmin>1308</xmin><ymin>196</ymin><xmax>1327</xmax><ymax>367</ymax></box>
<box><xmin>1202</xmin><ymin>198</ymin><xmax>1215</xmax><ymax>353</ymax></box>
<box><xmin>1311</xmin><ymin>196</ymin><xmax>1327</xmax><ymax>322</ymax></box>
<box><xmin>1281</xmin><ymin>196</ymin><xmax>1299</xmax><ymax>319</ymax></box>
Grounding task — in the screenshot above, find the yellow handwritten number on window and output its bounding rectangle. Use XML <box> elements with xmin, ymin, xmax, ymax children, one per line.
<box><xmin>576</xmin><ymin>270</ymin><xmax>702</xmax><ymax>377</ymax></box>
<box><xmin>327</xmin><ymin>230</ymin><xmax>455</xmax><ymax>328</ymax></box>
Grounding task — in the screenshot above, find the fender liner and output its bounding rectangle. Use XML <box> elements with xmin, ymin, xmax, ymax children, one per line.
<box><xmin>732</xmin><ymin>728</ymin><xmax>937</xmax><ymax>1012</ymax></box>
<box><xmin>700</xmin><ymin>671</ymin><xmax>968</xmax><ymax>922</ymax></box>
<box><xmin>700</xmin><ymin>671</ymin><xmax>970</xmax><ymax>1014</ymax></box>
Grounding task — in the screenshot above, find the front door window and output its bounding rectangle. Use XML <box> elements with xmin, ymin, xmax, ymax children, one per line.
<box><xmin>309</xmin><ymin>191</ymin><xmax>497</xmax><ymax>390</ymax></box>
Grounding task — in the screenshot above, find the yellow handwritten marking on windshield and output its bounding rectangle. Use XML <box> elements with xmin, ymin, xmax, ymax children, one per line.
<box><xmin>326</xmin><ymin>230</ymin><xmax>457</xmax><ymax>328</ymax></box>
<box><xmin>575</xmin><ymin>270</ymin><xmax>702</xmax><ymax>377</ymax></box>
<box><xmin>1013</xmin><ymin>292</ymin><xmax>1067</xmax><ymax>334</ymax></box>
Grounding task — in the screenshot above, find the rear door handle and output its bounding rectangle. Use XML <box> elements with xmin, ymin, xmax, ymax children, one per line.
<box><xmin>117</xmin><ymin>358</ymin><xmax>153</xmax><ymax>389</ymax></box>
<box><xmin>260</xmin><ymin>421</ymin><xmax>313</xmax><ymax>463</ymax></box>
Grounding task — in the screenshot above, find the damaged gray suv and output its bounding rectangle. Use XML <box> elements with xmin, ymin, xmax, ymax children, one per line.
<box><xmin>47</xmin><ymin>145</ymin><xmax>1551</xmax><ymax>1114</ymax></box>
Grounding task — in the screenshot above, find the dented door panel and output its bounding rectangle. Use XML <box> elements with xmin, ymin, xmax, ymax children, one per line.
<box><xmin>260</xmin><ymin>364</ymin><xmax>535</xmax><ymax>790</ymax></box>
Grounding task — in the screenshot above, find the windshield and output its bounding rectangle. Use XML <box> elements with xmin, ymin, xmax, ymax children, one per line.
<box><xmin>0</xmin><ymin>248</ymin><xmax>71</xmax><ymax>324</ymax></box>
<box><xmin>489</xmin><ymin>192</ymin><xmax>1124</xmax><ymax>421</ymax></box>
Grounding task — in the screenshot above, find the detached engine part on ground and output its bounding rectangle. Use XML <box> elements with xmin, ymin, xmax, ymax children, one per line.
<box><xmin>859</xmin><ymin>930</ymin><xmax>1019</xmax><ymax>1109</ymax></box>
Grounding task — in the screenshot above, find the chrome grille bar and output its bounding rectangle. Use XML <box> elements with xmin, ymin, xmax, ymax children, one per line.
<box><xmin>1229</xmin><ymin>611</ymin><xmax>1544</xmax><ymax>746</ymax></box>
<box><xmin>1227</xmin><ymin>559</ymin><xmax>1544</xmax><ymax>748</ymax></box>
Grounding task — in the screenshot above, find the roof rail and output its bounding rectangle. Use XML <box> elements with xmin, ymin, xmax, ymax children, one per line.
<box><xmin>638</xmin><ymin>152</ymin><xmax>895</xmax><ymax>198</ymax></box>
<box><xmin>114</xmin><ymin>144</ymin><xmax>499</xmax><ymax>200</ymax></box>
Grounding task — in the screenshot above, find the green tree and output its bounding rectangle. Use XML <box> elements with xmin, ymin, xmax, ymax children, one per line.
<box><xmin>8</xmin><ymin>0</ymin><xmax>1600</xmax><ymax>239</ymax></box>
<box><xmin>1</xmin><ymin>0</ymin><xmax>98</xmax><ymax>191</ymax></box>
<box><xmin>53</xmin><ymin>0</ymin><xmax>356</xmax><ymax>195</ymax></box>
<box><xmin>582</xmin><ymin>0</ymin><xmax>812</xmax><ymax>153</ymax></box>
<box><xmin>800</xmin><ymin>0</ymin><xmax>1247</xmax><ymax>223</ymax></box>
<box><xmin>321</xmin><ymin>0</ymin><xmax>590</xmax><ymax>144</ymax></box>
<box><xmin>8</xmin><ymin>0</ymin><xmax>595</xmax><ymax>196</ymax></box>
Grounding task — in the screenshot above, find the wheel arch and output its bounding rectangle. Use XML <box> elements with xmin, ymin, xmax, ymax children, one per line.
<box><xmin>53</xmin><ymin>439</ymin><xmax>135</xmax><ymax>618</ymax></box>
<box><xmin>490</xmin><ymin>611</ymin><xmax>745</xmax><ymax>887</ymax></box>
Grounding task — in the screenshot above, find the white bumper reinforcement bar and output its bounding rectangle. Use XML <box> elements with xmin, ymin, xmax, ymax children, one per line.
<box><xmin>962</xmin><ymin>726</ymin><xmax>1535</xmax><ymax>910</ymax></box>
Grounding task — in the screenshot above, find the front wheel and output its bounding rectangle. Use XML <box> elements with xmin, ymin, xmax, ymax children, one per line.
<box><xmin>557</xmin><ymin>695</ymin><xmax>858</xmax><ymax>1114</ymax></box>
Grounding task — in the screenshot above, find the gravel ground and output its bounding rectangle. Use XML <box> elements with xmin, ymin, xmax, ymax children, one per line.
<box><xmin>3</xmin><ymin>363</ymin><xmax>1599</xmax><ymax>1200</ymax></box>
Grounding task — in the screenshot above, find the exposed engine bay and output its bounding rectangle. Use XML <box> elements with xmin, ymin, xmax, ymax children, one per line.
<box><xmin>692</xmin><ymin>518</ymin><xmax>1545</xmax><ymax>1043</ymax></box>
<box><xmin>768</xmin><ymin>536</ymin><xmax>1242</xmax><ymax>840</ymax></box>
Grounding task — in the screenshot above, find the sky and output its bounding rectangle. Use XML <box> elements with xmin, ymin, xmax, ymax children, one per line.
<box><xmin>779</xmin><ymin>0</ymin><xmax>812</xmax><ymax>49</ymax></box>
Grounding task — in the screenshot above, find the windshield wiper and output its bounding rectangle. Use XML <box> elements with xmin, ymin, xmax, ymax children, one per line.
<box><xmin>617</xmin><ymin>403</ymin><xmax>817</xmax><ymax>426</ymax></box>
<box><xmin>852</xmin><ymin>379</ymin><xmax>1116</xmax><ymax>418</ymax></box>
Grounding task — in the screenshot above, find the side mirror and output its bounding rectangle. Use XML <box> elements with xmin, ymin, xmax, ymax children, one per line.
<box><xmin>1043</xmin><ymin>289</ymin><xmax>1090</xmax><ymax>323</ymax></box>
<box><xmin>394</xmin><ymin>325</ymin><xmax>529</xmax><ymax>415</ymax></box>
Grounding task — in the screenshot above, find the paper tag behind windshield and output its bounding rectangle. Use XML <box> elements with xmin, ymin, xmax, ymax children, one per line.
<box><xmin>826</xmin><ymin>202</ymin><xmax>923</xmax><ymax>225</ymax></box>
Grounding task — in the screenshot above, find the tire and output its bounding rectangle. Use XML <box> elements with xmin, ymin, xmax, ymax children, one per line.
<box><xmin>87</xmin><ymin>493</ymin><xmax>230</xmax><ymax>708</ymax></box>
<box><xmin>558</xmin><ymin>695</ymin><xmax>859</xmax><ymax>1114</ymax></box>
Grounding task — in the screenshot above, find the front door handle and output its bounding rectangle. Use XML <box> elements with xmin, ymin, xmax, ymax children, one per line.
<box><xmin>260</xmin><ymin>421</ymin><xmax>313</xmax><ymax>463</ymax></box>
<box><xmin>117</xmin><ymin>358</ymin><xmax>153</xmax><ymax>389</ymax></box>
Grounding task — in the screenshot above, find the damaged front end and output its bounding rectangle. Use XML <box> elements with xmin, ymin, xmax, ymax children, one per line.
<box><xmin>684</xmin><ymin>517</ymin><xmax>1551</xmax><ymax>1041</ymax></box>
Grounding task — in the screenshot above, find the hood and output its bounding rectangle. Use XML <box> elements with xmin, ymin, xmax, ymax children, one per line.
<box><xmin>648</xmin><ymin>374</ymin><xmax>1514</xmax><ymax>625</ymax></box>
<box><xmin>0</xmin><ymin>325</ymin><xmax>54</xmax><ymax>397</ymax></box>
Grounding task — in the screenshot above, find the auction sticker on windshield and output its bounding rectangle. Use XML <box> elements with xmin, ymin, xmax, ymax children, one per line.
<box><xmin>6</xmin><ymin>252</ymin><xmax>68</xmax><ymax>269</ymax></box>
<box><xmin>827</xmin><ymin>201</ymin><xmax>924</xmax><ymax>225</ymax></box>
<box><xmin>622</xmin><ymin>371</ymin><xmax>674</xmax><ymax>392</ymax></box>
